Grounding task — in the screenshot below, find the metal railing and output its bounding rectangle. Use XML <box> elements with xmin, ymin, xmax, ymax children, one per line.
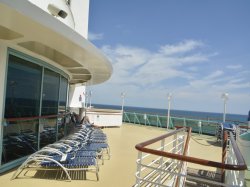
<box><xmin>134</xmin><ymin>127</ymin><xmax>247</xmax><ymax>187</ymax></box>
<box><xmin>135</xmin><ymin>128</ymin><xmax>190</xmax><ymax>187</ymax></box>
<box><xmin>123</xmin><ymin>112</ymin><xmax>248</xmax><ymax>135</ymax></box>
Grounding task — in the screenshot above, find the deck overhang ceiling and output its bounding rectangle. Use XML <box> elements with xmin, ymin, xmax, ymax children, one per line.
<box><xmin>0</xmin><ymin>0</ymin><xmax>113</xmax><ymax>85</ymax></box>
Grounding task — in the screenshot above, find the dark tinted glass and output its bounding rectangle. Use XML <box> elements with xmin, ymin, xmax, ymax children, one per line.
<box><xmin>58</xmin><ymin>77</ymin><xmax>68</xmax><ymax>113</ymax></box>
<box><xmin>41</xmin><ymin>68</ymin><xmax>60</xmax><ymax>115</ymax></box>
<box><xmin>3</xmin><ymin>54</ymin><xmax>41</xmax><ymax>163</ymax></box>
<box><xmin>4</xmin><ymin>55</ymin><xmax>42</xmax><ymax>118</ymax></box>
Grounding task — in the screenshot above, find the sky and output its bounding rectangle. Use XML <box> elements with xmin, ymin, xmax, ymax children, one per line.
<box><xmin>87</xmin><ymin>1</ymin><xmax>250</xmax><ymax>115</ymax></box>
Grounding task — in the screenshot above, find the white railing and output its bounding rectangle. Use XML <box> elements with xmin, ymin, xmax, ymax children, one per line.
<box><xmin>135</xmin><ymin>128</ymin><xmax>188</xmax><ymax>187</ymax></box>
<box><xmin>134</xmin><ymin>128</ymin><xmax>246</xmax><ymax>187</ymax></box>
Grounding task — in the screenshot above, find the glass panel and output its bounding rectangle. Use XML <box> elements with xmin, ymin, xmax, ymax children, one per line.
<box><xmin>2</xmin><ymin>120</ymin><xmax>38</xmax><ymax>164</ymax></box>
<box><xmin>2</xmin><ymin>52</ymin><xmax>70</xmax><ymax>165</ymax></box>
<box><xmin>4</xmin><ymin>55</ymin><xmax>42</xmax><ymax>118</ymax></box>
<box><xmin>57</xmin><ymin>77</ymin><xmax>68</xmax><ymax>139</ymax></box>
<box><xmin>41</xmin><ymin>68</ymin><xmax>60</xmax><ymax>115</ymax></box>
<box><xmin>40</xmin><ymin>69</ymin><xmax>60</xmax><ymax>146</ymax></box>
<box><xmin>58</xmin><ymin>77</ymin><xmax>68</xmax><ymax>113</ymax></box>
<box><xmin>39</xmin><ymin>117</ymin><xmax>57</xmax><ymax>148</ymax></box>
<box><xmin>3</xmin><ymin>54</ymin><xmax>41</xmax><ymax>164</ymax></box>
<box><xmin>57</xmin><ymin>113</ymin><xmax>73</xmax><ymax>139</ymax></box>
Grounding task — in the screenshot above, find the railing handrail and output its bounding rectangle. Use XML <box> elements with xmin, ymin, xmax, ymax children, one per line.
<box><xmin>5</xmin><ymin>112</ymin><xmax>71</xmax><ymax>122</ymax></box>
<box><xmin>135</xmin><ymin>128</ymin><xmax>187</xmax><ymax>148</ymax></box>
<box><xmin>229</xmin><ymin>131</ymin><xmax>246</xmax><ymax>167</ymax></box>
<box><xmin>135</xmin><ymin>127</ymin><xmax>247</xmax><ymax>171</ymax></box>
<box><xmin>238</xmin><ymin>125</ymin><xmax>250</xmax><ymax>130</ymax></box>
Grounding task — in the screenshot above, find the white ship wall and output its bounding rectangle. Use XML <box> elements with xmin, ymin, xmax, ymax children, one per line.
<box><xmin>68</xmin><ymin>84</ymin><xmax>86</xmax><ymax>108</ymax></box>
<box><xmin>28</xmin><ymin>0</ymin><xmax>90</xmax><ymax>110</ymax></box>
<box><xmin>28</xmin><ymin>0</ymin><xmax>89</xmax><ymax>37</ymax></box>
<box><xmin>71</xmin><ymin>0</ymin><xmax>89</xmax><ymax>38</ymax></box>
<box><xmin>87</xmin><ymin>109</ymin><xmax>123</xmax><ymax>127</ymax></box>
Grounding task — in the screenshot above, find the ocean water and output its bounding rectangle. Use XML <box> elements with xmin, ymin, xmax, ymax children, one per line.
<box><xmin>93</xmin><ymin>104</ymin><xmax>248</xmax><ymax>124</ymax></box>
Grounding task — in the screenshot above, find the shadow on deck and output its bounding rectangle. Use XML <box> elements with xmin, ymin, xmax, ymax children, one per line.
<box><xmin>186</xmin><ymin>167</ymin><xmax>222</xmax><ymax>187</ymax></box>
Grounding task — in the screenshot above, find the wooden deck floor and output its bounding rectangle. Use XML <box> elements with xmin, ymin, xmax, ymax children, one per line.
<box><xmin>0</xmin><ymin>123</ymin><xmax>222</xmax><ymax>187</ymax></box>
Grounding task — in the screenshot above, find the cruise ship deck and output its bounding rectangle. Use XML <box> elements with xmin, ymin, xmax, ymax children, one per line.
<box><xmin>0</xmin><ymin>123</ymin><xmax>223</xmax><ymax>187</ymax></box>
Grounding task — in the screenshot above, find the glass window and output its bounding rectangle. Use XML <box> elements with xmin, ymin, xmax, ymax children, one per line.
<box><xmin>4</xmin><ymin>55</ymin><xmax>42</xmax><ymax>118</ymax></box>
<box><xmin>39</xmin><ymin>117</ymin><xmax>57</xmax><ymax>148</ymax></box>
<box><xmin>41</xmin><ymin>68</ymin><xmax>60</xmax><ymax>115</ymax></box>
<box><xmin>2</xmin><ymin>52</ymin><xmax>69</xmax><ymax>165</ymax></box>
<box><xmin>57</xmin><ymin>77</ymin><xmax>68</xmax><ymax>139</ymax></box>
<box><xmin>3</xmin><ymin>54</ymin><xmax>41</xmax><ymax>163</ymax></box>
<box><xmin>40</xmin><ymin>69</ymin><xmax>60</xmax><ymax>146</ymax></box>
<box><xmin>58</xmin><ymin>77</ymin><xmax>68</xmax><ymax>113</ymax></box>
<box><xmin>2</xmin><ymin>120</ymin><xmax>38</xmax><ymax>164</ymax></box>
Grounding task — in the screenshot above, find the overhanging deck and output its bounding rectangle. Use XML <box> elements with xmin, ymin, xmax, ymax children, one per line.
<box><xmin>0</xmin><ymin>0</ymin><xmax>112</xmax><ymax>85</ymax></box>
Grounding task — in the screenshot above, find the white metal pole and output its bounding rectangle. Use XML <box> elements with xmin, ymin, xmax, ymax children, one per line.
<box><xmin>121</xmin><ymin>92</ymin><xmax>125</xmax><ymax>111</ymax></box>
<box><xmin>85</xmin><ymin>92</ymin><xmax>88</xmax><ymax>108</ymax></box>
<box><xmin>223</xmin><ymin>100</ymin><xmax>226</xmax><ymax>122</ymax></box>
<box><xmin>89</xmin><ymin>90</ymin><xmax>92</xmax><ymax>108</ymax></box>
<box><xmin>221</xmin><ymin>93</ymin><xmax>228</xmax><ymax>123</ymax></box>
<box><xmin>167</xmin><ymin>93</ymin><xmax>172</xmax><ymax>129</ymax></box>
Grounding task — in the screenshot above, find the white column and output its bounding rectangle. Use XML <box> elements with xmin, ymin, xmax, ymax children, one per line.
<box><xmin>221</xmin><ymin>93</ymin><xmax>229</xmax><ymax>123</ymax></box>
<box><xmin>167</xmin><ymin>93</ymin><xmax>172</xmax><ymax>129</ymax></box>
<box><xmin>0</xmin><ymin>45</ymin><xmax>8</xmax><ymax>165</ymax></box>
<box><xmin>121</xmin><ymin>92</ymin><xmax>125</xmax><ymax>111</ymax></box>
<box><xmin>89</xmin><ymin>90</ymin><xmax>92</xmax><ymax>108</ymax></box>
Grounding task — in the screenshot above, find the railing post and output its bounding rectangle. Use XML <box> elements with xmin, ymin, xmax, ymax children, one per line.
<box><xmin>124</xmin><ymin>112</ymin><xmax>130</xmax><ymax>123</ymax></box>
<box><xmin>175</xmin><ymin>135</ymin><xmax>185</xmax><ymax>187</ymax></box>
<box><xmin>134</xmin><ymin>113</ymin><xmax>140</xmax><ymax>124</ymax></box>
<box><xmin>221</xmin><ymin>130</ymin><xmax>228</xmax><ymax>184</ymax></box>
<box><xmin>158</xmin><ymin>138</ymin><xmax>165</xmax><ymax>185</ymax></box>
<box><xmin>172</xmin><ymin>131</ymin><xmax>178</xmax><ymax>168</ymax></box>
<box><xmin>136</xmin><ymin>151</ymin><xmax>142</xmax><ymax>186</ymax></box>
<box><xmin>144</xmin><ymin>114</ymin><xmax>147</xmax><ymax>126</ymax></box>
<box><xmin>157</xmin><ymin>115</ymin><xmax>162</xmax><ymax>128</ymax></box>
<box><xmin>170</xmin><ymin>117</ymin><xmax>173</xmax><ymax>129</ymax></box>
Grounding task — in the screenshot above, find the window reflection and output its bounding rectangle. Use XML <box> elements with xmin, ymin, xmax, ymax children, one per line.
<box><xmin>42</xmin><ymin>69</ymin><xmax>60</xmax><ymax>115</ymax></box>
<box><xmin>57</xmin><ymin>77</ymin><xmax>68</xmax><ymax>139</ymax></box>
<box><xmin>39</xmin><ymin>117</ymin><xmax>57</xmax><ymax>148</ymax></box>
<box><xmin>59</xmin><ymin>77</ymin><xmax>68</xmax><ymax>113</ymax></box>
<box><xmin>2</xmin><ymin>120</ymin><xmax>38</xmax><ymax>164</ymax></box>
<box><xmin>4</xmin><ymin>55</ymin><xmax>42</xmax><ymax>118</ymax></box>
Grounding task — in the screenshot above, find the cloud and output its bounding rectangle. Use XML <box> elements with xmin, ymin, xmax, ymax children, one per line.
<box><xmin>88</xmin><ymin>32</ymin><xmax>104</xmax><ymax>41</ymax></box>
<box><xmin>226</xmin><ymin>64</ymin><xmax>242</xmax><ymax>69</ymax></box>
<box><xmin>90</xmin><ymin>40</ymin><xmax>249</xmax><ymax>114</ymax></box>
<box><xmin>101</xmin><ymin>40</ymin><xmax>212</xmax><ymax>88</ymax></box>
<box><xmin>159</xmin><ymin>40</ymin><xmax>204</xmax><ymax>56</ymax></box>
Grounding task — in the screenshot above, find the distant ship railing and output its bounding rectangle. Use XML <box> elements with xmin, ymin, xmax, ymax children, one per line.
<box><xmin>123</xmin><ymin>112</ymin><xmax>248</xmax><ymax>135</ymax></box>
<box><xmin>134</xmin><ymin>127</ymin><xmax>247</xmax><ymax>187</ymax></box>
